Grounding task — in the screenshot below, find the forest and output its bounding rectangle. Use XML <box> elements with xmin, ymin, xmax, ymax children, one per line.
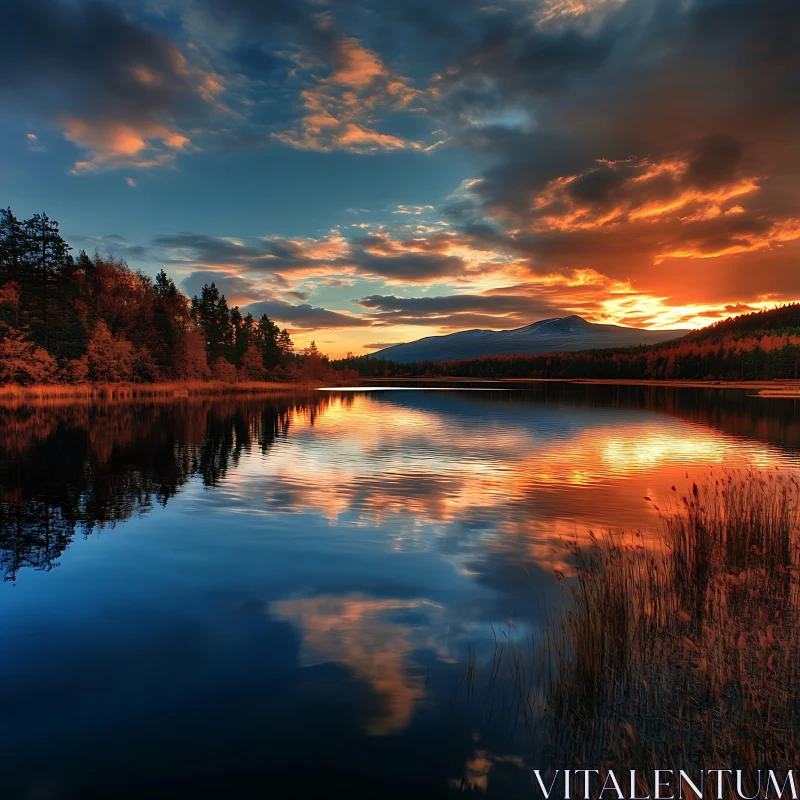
<box><xmin>0</xmin><ymin>207</ymin><xmax>335</xmax><ymax>385</ymax></box>
<box><xmin>337</xmin><ymin>305</ymin><xmax>800</xmax><ymax>381</ymax></box>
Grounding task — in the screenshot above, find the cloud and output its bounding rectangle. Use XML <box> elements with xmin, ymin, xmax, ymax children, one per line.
<box><xmin>179</xmin><ymin>271</ymin><xmax>267</xmax><ymax>305</ymax></box>
<box><xmin>358</xmin><ymin>291</ymin><xmax>568</xmax><ymax>328</ymax></box>
<box><xmin>7</xmin><ymin>0</ymin><xmax>800</xmax><ymax>335</ymax></box>
<box><xmin>0</xmin><ymin>0</ymin><xmax>224</xmax><ymax>171</ymax></box>
<box><xmin>430</xmin><ymin>0</ymin><xmax>800</xmax><ymax>305</ymax></box>
<box><xmin>363</xmin><ymin>341</ymin><xmax>405</xmax><ymax>349</ymax></box>
<box><xmin>273</xmin><ymin>36</ymin><xmax>433</xmax><ymax>153</ymax></box>
<box><xmin>244</xmin><ymin>299</ymin><xmax>370</xmax><ymax>329</ymax></box>
<box><xmin>64</xmin><ymin>118</ymin><xmax>191</xmax><ymax>173</ymax></box>
<box><xmin>150</xmin><ymin>227</ymin><xmax>509</xmax><ymax>285</ymax></box>
<box><xmin>70</xmin><ymin>233</ymin><xmax>150</xmax><ymax>261</ymax></box>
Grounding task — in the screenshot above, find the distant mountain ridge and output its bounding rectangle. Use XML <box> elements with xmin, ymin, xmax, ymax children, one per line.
<box><xmin>372</xmin><ymin>315</ymin><xmax>691</xmax><ymax>363</ymax></box>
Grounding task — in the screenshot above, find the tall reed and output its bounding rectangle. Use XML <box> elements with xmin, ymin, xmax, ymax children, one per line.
<box><xmin>540</xmin><ymin>469</ymin><xmax>800</xmax><ymax>775</ymax></box>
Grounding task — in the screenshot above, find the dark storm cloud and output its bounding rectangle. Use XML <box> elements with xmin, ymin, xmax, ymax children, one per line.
<box><xmin>685</xmin><ymin>135</ymin><xmax>743</xmax><ymax>190</ymax></box>
<box><xmin>447</xmin><ymin>0</ymin><xmax>800</xmax><ymax>236</ymax></box>
<box><xmin>440</xmin><ymin>16</ymin><xmax>614</xmax><ymax>109</ymax></box>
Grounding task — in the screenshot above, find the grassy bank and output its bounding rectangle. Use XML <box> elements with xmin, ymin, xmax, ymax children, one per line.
<box><xmin>0</xmin><ymin>380</ymin><xmax>317</xmax><ymax>404</ymax></box>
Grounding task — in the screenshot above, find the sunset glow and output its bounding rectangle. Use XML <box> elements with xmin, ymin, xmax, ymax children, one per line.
<box><xmin>4</xmin><ymin>0</ymin><xmax>799</xmax><ymax>356</ymax></box>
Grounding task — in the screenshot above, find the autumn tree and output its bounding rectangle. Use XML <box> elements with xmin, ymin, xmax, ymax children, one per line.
<box><xmin>0</xmin><ymin>329</ymin><xmax>58</xmax><ymax>385</ymax></box>
<box><xmin>240</xmin><ymin>343</ymin><xmax>265</xmax><ymax>381</ymax></box>
<box><xmin>87</xmin><ymin>320</ymin><xmax>135</xmax><ymax>382</ymax></box>
<box><xmin>0</xmin><ymin>206</ymin><xmax>312</xmax><ymax>386</ymax></box>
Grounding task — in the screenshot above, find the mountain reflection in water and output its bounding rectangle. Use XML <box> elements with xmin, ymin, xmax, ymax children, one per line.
<box><xmin>1</xmin><ymin>385</ymin><xmax>799</xmax><ymax>798</ymax></box>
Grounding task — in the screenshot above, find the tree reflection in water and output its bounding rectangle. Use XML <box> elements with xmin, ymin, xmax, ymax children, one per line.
<box><xmin>0</xmin><ymin>393</ymin><xmax>336</xmax><ymax>581</ymax></box>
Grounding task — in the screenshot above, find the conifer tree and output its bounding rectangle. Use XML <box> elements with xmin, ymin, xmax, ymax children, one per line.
<box><xmin>23</xmin><ymin>212</ymin><xmax>71</xmax><ymax>348</ymax></box>
<box><xmin>258</xmin><ymin>314</ymin><xmax>281</xmax><ymax>368</ymax></box>
<box><xmin>277</xmin><ymin>328</ymin><xmax>294</xmax><ymax>362</ymax></box>
<box><xmin>191</xmin><ymin>283</ymin><xmax>233</xmax><ymax>364</ymax></box>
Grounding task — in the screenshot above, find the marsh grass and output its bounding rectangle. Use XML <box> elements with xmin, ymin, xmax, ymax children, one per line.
<box><xmin>0</xmin><ymin>380</ymin><xmax>312</xmax><ymax>406</ymax></box>
<box><xmin>447</xmin><ymin>469</ymin><xmax>800</xmax><ymax>793</ymax></box>
<box><xmin>540</xmin><ymin>469</ymin><xmax>800</xmax><ymax>775</ymax></box>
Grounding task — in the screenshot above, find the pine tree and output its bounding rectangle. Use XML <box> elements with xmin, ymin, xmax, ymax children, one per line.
<box><xmin>258</xmin><ymin>314</ymin><xmax>281</xmax><ymax>368</ymax></box>
<box><xmin>191</xmin><ymin>283</ymin><xmax>232</xmax><ymax>364</ymax></box>
<box><xmin>23</xmin><ymin>213</ymin><xmax>71</xmax><ymax>349</ymax></box>
<box><xmin>277</xmin><ymin>328</ymin><xmax>294</xmax><ymax>362</ymax></box>
<box><xmin>0</xmin><ymin>207</ymin><xmax>26</xmax><ymax>281</ymax></box>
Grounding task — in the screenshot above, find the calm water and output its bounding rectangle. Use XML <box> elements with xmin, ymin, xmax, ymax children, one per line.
<box><xmin>2</xmin><ymin>385</ymin><xmax>800</xmax><ymax>798</ymax></box>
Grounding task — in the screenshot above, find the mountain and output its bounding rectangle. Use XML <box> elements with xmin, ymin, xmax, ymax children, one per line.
<box><xmin>371</xmin><ymin>315</ymin><xmax>691</xmax><ymax>363</ymax></box>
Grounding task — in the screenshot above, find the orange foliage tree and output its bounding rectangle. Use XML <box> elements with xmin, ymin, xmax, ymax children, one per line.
<box><xmin>0</xmin><ymin>329</ymin><xmax>58</xmax><ymax>384</ymax></box>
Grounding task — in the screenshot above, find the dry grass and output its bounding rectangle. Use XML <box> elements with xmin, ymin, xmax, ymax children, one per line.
<box><xmin>538</xmin><ymin>469</ymin><xmax>800</xmax><ymax>774</ymax></box>
<box><xmin>0</xmin><ymin>380</ymin><xmax>319</xmax><ymax>406</ymax></box>
<box><xmin>448</xmin><ymin>469</ymin><xmax>800</xmax><ymax>789</ymax></box>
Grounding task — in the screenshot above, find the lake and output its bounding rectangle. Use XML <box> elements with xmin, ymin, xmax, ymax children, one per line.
<box><xmin>2</xmin><ymin>385</ymin><xmax>799</xmax><ymax>798</ymax></box>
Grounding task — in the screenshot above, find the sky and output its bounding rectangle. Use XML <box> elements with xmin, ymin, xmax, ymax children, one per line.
<box><xmin>2</xmin><ymin>0</ymin><xmax>799</xmax><ymax>357</ymax></box>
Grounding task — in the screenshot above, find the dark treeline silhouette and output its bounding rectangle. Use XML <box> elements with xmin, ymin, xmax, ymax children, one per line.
<box><xmin>0</xmin><ymin>393</ymin><xmax>340</xmax><ymax>581</ymax></box>
<box><xmin>0</xmin><ymin>207</ymin><xmax>344</xmax><ymax>385</ymax></box>
<box><xmin>337</xmin><ymin>305</ymin><xmax>800</xmax><ymax>381</ymax></box>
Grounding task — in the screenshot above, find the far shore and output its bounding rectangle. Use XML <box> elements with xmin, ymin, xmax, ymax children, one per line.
<box><xmin>357</xmin><ymin>376</ymin><xmax>800</xmax><ymax>394</ymax></box>
<box><xmin>4</xmin><ymin>376</ymin><xmax>800</xmax><ymax>405</ymax></box>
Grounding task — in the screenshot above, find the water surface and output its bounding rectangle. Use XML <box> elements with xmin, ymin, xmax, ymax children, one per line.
<box><xmin>1</xmin><ymin>385</ymin><xmax>799</xmax><ymax>798</ymax></box>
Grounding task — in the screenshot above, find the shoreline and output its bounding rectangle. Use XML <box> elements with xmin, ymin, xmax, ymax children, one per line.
<box><xmin>0</xmin><ymin>380</ymin><xmax>316</xmax><ymax>404</ymax></box>
<box><xmin>355</xmin><ymin>376</ymin><xmax>800</xmax><ymax>393</ymax></box>
<box><xmin>4</xmin><ymin>376</ymin><xmax>800</xmax><ymax>403</ymax></box>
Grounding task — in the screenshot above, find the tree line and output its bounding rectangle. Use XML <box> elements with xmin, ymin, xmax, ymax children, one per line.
<box><xmin>0</xmin><ymin>207</ymin><xmax>335</xmax><ymax>385</ymax></box>
<box><xmin>335</xmin><ymin>305</ymin><xmax>800</xmax><ymax>381</ymax></box>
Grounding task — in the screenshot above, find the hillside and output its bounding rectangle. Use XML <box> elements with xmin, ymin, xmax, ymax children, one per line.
<box><xmin>353</xmin><ymin>305</ymin><xmax>800</xmax><ymax>381</ymax></box>
<box><xmin>684</xmin><ymin>305</ymin><xmax>800</xmax><ymax>343</ymax></box>
<box><xmin>373</xmin><ymin>315</ymin><xmax>690</xmax><ymax>363</ymax></box>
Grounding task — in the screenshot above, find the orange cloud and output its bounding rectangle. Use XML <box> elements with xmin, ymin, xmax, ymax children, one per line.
<box><xmin>334</xmin><ymin>123</ymin><xmax>408</xmax><ymax>151</ymax></box>
<box><xmin>63</xmin><ymin>118</ymin><xmax>191</xmax><ymax>172</ymax></box>
<box><xmin>330</xmin><ymin>38</ymin><xmax>389</xmax><ymax>89</ymax></box>
<box><xmin>531</xmin><ymin>156</ymin><xmax>760</xmax><ymax>237</ymax></box>
<box><xmin>275</xmin><ymin>36</ymin><xmax>434</xmax><ymax>153</ymax></box>
<box><xmin>536</xmin><ymin>0</ymin><xmax>627</xmax><ymax>25</ymax></box>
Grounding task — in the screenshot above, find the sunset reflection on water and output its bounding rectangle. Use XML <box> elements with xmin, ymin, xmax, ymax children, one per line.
<box><xmin>1</xmin><ymin>386</ymin><xmax>799</xmax><ymax>797</ymax></box>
